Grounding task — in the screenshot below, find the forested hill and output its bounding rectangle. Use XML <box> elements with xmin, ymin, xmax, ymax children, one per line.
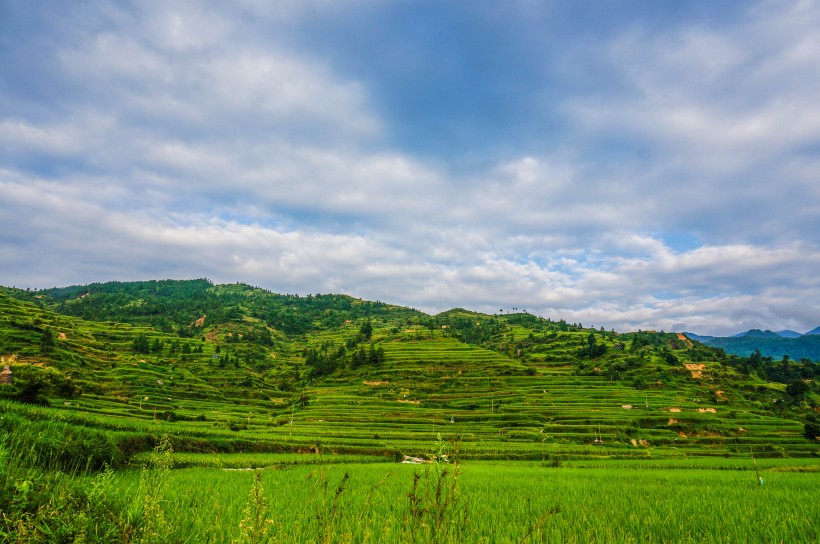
<box><xmin>4</xmin><ymin>279</ymin><xmax>819</xmax><ymax>386</ymax></box>
<box><xmin>32</xmin><ymin>279</ymin><xmax>424</xmax><ymax>336</ymax></box>
<box><xmin>685</xmin><ymin>331</ymin><xmax>820</xmax><ymax>362</ymax></box>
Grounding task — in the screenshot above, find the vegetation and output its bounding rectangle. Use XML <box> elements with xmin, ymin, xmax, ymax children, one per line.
<box><xmin>0</xmin><ymin>280</ymin><xmax>817</xmax><ymax>541</ymax></box>
<box><xmin>692</xmin><ymin>331</ymin><xmax>820</xmax><ymax>362</ymax></box>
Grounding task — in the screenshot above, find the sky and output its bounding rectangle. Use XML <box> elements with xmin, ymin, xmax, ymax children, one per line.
<box><xmin>1</xmin><ymin>0</ymin><xmax>819</xmax><ymax>336</ymax></box>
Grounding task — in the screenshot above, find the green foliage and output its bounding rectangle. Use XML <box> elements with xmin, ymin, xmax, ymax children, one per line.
<box><xmin>578</xmin><ymin>331</ymin><xmax>608</xmax><ymax>358</ymax></box>
<box><xmin>360</xmin><ymin>320</ymin><xmax>373</xmax><ymax>341</ymax></box>
<box><xmin>725</xmin><ymin>349</ymin><xmax>820</xmax><ymax>384</ymax></box>
<box><xmin>0</xmin><ymin>406</ymin><xmax>121</xmax><ymax>472</ymax></box>
<box><xmin>439</xmin><ymin>312</ymin><xmax>502</xmax><ymax>345</ymax></box>
<box><xmin>308</xmin><ymin>469</ymin><xmax>351</xmax><ymax>544</ymax></box>
<box><xmin>31</xmin><ymin>279</ymin><xmax>421</xmax><ymax>337</ymax></box>
<box><xmin>786</xmin><ymin>379</ymin><xmax>810</xmax><ymax>400</ymax></box>
<box><xmin>705</xmin><ymin>333</ymin><xmax>820</xmax><ymax>362</ymax></box>
<box><xmin>39</xmin><ymin>327</ymin><xmax>55</xmax><ymax>354</ymax></box>
<box><xmin>2</xmin><ymin>280</ymin><xmax>819</xmax><ymax>542</ymax></box>
<box><xmin>133</xmin><ymin>435</ymin><xmax>174</xmax><ymax>544</ymax></box>
<box><xmin>0</xmin><ymin>410</ymin><xmax>131</xmax><ymax>542</ymax></box>
<box><xmin>804</xmin><ymin>413</ymin><xmax>820</xmax><ymax>440</ymax></box>
<box><xmin>1</xmin><ymin>280</ymin><xmax>818</xmax><ymax>469</ymax></box>
<box><xmin>2</xmin><ymin>365</ymin><xmax>75</xmax><ymax>405</ymax></box>
<box><xmin>132</xmin><ymin>333</ymin><xmax>150</xmax><ymax>354</ymax></box>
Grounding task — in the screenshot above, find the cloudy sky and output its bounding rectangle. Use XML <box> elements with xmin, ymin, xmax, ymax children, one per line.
<box><xmin>1</xmin><ymin>0</ymin><xmax>819</xmax><ymax>335</ymax></box>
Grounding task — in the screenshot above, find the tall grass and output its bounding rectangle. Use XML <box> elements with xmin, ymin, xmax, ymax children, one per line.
<box><xmin>0</xmin><ymin>415</ymin><xmax>130</xmax><ymax>542</ymax></box>
<box><xmin>0</xmin><ymin>410</ymin><xmax>121</xmax><ymax>472</ymax></box>
<box><xmin>131</xmin><ymin>435</ymin><xmax>174</xmax><ymax>544</ymax></box>
<box><xmin>404</xmin><ymin>435</ymin><xmax>467</xmax><ymax>543</ymax></box>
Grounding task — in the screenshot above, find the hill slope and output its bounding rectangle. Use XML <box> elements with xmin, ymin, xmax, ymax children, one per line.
<box><xmin>1</xmin><ymin>280</ymin><xmax>817</xmax><ymax>461</ymax></box>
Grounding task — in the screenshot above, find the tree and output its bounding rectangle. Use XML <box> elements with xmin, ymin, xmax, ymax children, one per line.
<box><xmin>580</xmin><ymin>332</ymin><xmax>607</xmax><ymax>359</ymax></box>
<box><xmin>132</xmin><ymin>334</ymin><xmax>150</xmax><ymax>354</ymax></box>
<box><xmin>804</xmin><ymin>413</ymin><xmax>820</xmax><ymax>440</ymax></box>
<box><xmin>368</xmin><ymin>344</ymin><xmax>385</xmax><ymax>366</ymax></box>
<box><xmin>352</xmin><ymin>347</ymin><xmax>367</xmax><ymax>368</ymax></box>
<box><xmin>786</xmin><ymin>379</ymin><xmax>810</xmax><ymax>400</ymax></box>
<box><xmin>13</xmin><ymin>366</ymin><xmax>62</xmax><ymax>405</ymax></box>
<box><xmin>360</xmin><ymin>320</ymin><xmax>373</xmax><ymax>341</ymax></box>
<box><xmin>40</xmin><ymin>328</ymin><xmax>55</xmax><ymax>355</ymax></box>
<box><xmin>17</xmin><ymin>378</ymin><xmax>49</xmax><ymax>405</ymax></box>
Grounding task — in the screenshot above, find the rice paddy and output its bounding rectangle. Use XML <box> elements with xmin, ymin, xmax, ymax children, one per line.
<box><xmin>102</xmin><ymin>457</ymin><xmax>819</xmax><ymax>543</ymax></box>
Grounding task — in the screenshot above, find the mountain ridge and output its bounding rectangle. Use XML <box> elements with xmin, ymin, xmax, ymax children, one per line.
<box><xmin>683</xmin><ymin>328</ymin><xmax>820</xmax><ymax>362</ymax></box>
<box><xmin>688</xmin><ymin>327</ymin><xmax>820</xmax><ymax>339</ymax></box>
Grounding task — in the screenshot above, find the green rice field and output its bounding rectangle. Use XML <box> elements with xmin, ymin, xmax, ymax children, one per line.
<box><xmin>106</xmin><ymin>456</ymin><xmax>819</xmax><ymax>543</ymax></box>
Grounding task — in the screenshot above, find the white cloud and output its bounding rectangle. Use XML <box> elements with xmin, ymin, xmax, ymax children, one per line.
<box><xmin>0</xmin><ymin>120</ymin><xmax>92</xmax><ymax>156</ymax></box>
<box><xmin>564</xmin><ymin>0</ymin><xmax>820</xmax><ymax>245</ymax></box>
<box><xmin>1</xmin><ymin>0</ymin><xmax>819</xmax><ymax>336</ymax></box>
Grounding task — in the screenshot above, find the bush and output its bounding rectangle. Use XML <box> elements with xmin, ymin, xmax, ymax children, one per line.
<box><xmin>804</xmin><ymin>414</ymin><xmax>820</xmax><ymax>440</ymax></box>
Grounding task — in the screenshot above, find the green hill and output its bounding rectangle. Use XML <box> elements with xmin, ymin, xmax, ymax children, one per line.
<box><xmin>695</xmin><ymin>331</ymin><xmax>820</xmax><ymax>362</ymax></box>
<box><xmin>1</xmin><ymin>279</ymin><xmax>816</xmax><ymax>462</ymax></box>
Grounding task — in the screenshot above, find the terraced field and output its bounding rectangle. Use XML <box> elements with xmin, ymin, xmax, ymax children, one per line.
<box><xmin>2</xmin><ymin>286</ymin><xmax>815</xmax><ymax>462</ymax></box>
<box><xmin>1</xmin><ymin>282</ymin><xmax>818</xmax><ymax>542</ymax></box>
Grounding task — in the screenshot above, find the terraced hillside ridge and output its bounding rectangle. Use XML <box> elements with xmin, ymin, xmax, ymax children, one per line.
<box><xmin>1</xmin><ymin>280</ymin><xmax>816</xmax><ymax>462</ymax></box>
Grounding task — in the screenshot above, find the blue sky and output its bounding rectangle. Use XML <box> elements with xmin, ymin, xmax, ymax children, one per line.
<box><xmin>1</xmin><ymin>0</ymin><xmax>819</xmax><ymax>335</ymax></box>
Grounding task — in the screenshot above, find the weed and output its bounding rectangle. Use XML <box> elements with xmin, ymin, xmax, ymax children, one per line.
<box><xmin>404</xmin><ymin>435</ymin><xmax>468</xmax><ymax>543</ymax></box>
<box><xmin>306</xmin><ymin>469</ymin><xmax>350</xmax><ymax>544</ymax></box>
<box><xmin>517</xmin><ymin>498</ymin><xmax>561</xmax><ymax>543</ymax></box>
<box><xmin>233</xmin><ymin>470</ymin><xmax>276</xmax><ymax>544</ymax></box>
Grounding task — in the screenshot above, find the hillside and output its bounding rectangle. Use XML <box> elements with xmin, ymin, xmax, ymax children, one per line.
<box><xmin>1</xmin><ymin>280</ymin><xmax>817</xmax><ymax>463</ymax></box>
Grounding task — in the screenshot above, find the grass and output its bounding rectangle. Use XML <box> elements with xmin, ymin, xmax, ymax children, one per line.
<box><xmin>0</xmin><ymin>419</ymin><xmax>132</xmax><ymax>542</ymax></box>
<box><xmin>8</xmin><ymin>407</ymin><xmax>813</xmax><ymax>543</ymax></box>
<box><xmin>130</xmin><ymin>451</ymin><xmax>393</xmax><ymax>469</ymax></box>
<box><xmin>99</xmin><ymin>457</ymin><xmax>819</xmax><ymax>543</ymax></box>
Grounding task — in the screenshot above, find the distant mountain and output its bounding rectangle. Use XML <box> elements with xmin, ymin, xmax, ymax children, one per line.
<box><xmin>683</xmin><ymin>332</ymin><xmax>714</xmax><ymax>343</ymax></box>
<box><xmin>735</xmin><ymin>329</ymin><xmax>782</xmax><ymax>339</ymax></box>
<box><xmin>688</xmin><ymin>329</ymin><xmax>820</xmax><ymax>362</ymax></box>
<box><xmin>731</xmin><ymin>327</ymin><xmax>820</xmax><ymax>339</ymax></box>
